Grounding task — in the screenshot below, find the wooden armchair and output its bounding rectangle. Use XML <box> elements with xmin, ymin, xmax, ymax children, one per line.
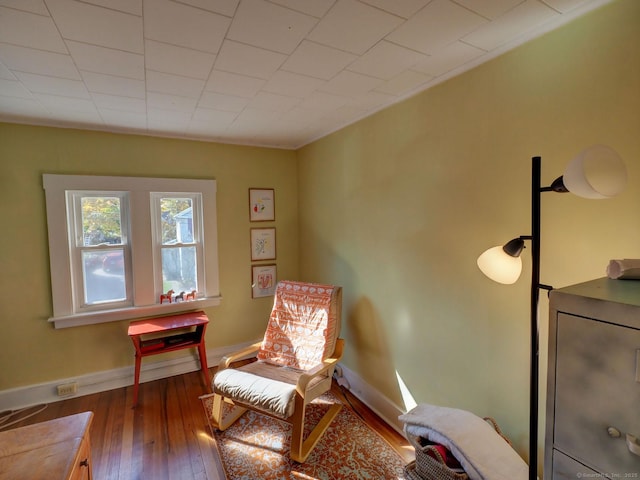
<box><xmin>209</xmin><ymin>280</ymin><xmax>343</xmax><ymax>463</ymax></box>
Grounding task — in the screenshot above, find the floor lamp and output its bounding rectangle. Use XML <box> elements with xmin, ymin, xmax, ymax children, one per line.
<box><xmin>476</xmin><ymin>145</ymin><xmax>626</xmax><ymax>480</ymax></box>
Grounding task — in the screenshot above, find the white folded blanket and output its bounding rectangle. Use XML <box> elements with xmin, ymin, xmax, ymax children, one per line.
<box><xmin>607</xmin><ymin>259</ymin><xmax>640</xmax><ymax>279</ymax></box>
<box><xmin>399</xmin><ymin>404</ymin><xmax>528</xmax><ymax>480</ymax></box>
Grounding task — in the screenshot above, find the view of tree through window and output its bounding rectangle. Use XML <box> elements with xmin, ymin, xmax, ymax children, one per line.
<box><xmin>80</xmin><ymin>195</ymin><xmax>126</xmax><ymax>305</ymax></box>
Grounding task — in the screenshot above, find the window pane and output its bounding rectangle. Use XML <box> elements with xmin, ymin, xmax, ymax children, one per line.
<box><xmin>161</xmin><ymin>246</ymin><xmax>197</xmax><ymax>294</ymax></box>
<box><xmin>82</xmin><ymin>197</ymin><xmax>122</xmax><ymax>246</ymax></box>
<box><xmin>161</xmin><ymin>198</ymin><xmax>193</xmax><ymax>244</ymax></box>
<box><xmin>82</xmin><ymin>249</ymin><xmax>126</xmax><ymax>304</ymax></box>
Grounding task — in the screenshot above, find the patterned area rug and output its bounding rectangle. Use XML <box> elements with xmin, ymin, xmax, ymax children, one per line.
<box><xmin>201</xmin><ymin>391</ymin><xmax>406</xmax><ymax>479</ymax></box>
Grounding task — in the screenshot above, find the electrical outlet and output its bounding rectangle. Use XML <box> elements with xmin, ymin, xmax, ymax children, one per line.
<box><xmin>57</xmin><ymin>382</ymin><xmax>78</xmax><ymax>396</ymax></box>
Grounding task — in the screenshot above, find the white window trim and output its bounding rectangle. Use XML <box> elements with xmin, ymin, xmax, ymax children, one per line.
<box><xmin>43</xmin><ymin>174</ymin><xmax>221</xmax><ymax>329</ymax></box>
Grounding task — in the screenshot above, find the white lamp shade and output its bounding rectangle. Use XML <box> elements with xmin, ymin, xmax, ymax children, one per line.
<box><xmin>477</xmin><ymin>245</ymin><xmax>522</xmax><ymax>284</ymax></box>
<box><xmin>563</xmin><ymin>145</ymin><xmax>627</xmax><ymax>199</ymax></box>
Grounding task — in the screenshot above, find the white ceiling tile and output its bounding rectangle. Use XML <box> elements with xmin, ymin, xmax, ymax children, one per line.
<box><xmin>298</xmin><ymin>91</ymin><xmax>349</xmax><ymax>111</ymax></box>
<box><xmin>214</xmin><ymin>41</ymin><xmax>287</xmax><ymax>80</ymax></box>
<box><xmin>143</xmin><ymin>0</ymin><xmax>230</xmax><ymax>54</ymax></box>
<box><xmin>46</xmin><ymin>0</ymin><xmax>143</xmax><ymax>53</ymax></box>
<box><xmin>82</xmin><ymin>71</ymin><xmax>145</xmax><ymax>98</ymax></box>
<box><xmin>191</xmin><ymin>107</ymin><xmax>238</xmax><ymax>124</ymax></box>
<box><xmin>198</xmin><ymin>91</ymin><xmax>249</xmax><ymax>112</ymax></box>
<box><xmin>543</xmin><ymin>0</ymin><xmax>591</xmax><ymax>13</ymax></box>
<box><xmin>33</xmin><ymin>93</ymin><xmax>97</xmax><ymax>112</ymax></box>
<box><xmin>0</xmin><ymin>61</ymin><xmax>16</xmax><ymax>80</ymax></box>
<box><xmin>147</xmin><ymin>110</ymin><xmax>191</xmax><ymax>132</ymax></box>
<box><xmin>462</xmin><ymin>0</ymin><xmax>559</xmax><ymax>50</ymax></box>
<box><xmin>146</xmin><ymin>70</ymin><xmax>206</xmax><ymax>98</ymax></box>
<box><xmin>454</xmin><ymin>0</ymin><xmax>524</xmax><ymax>20</ymax></box>
<box><xmin>319</xmin><ymin>70</ymin><xmax>383</xmax><ymax>96</ymax></box>
<box><xmin>227</xmin><ymin>0</ymin><xmax>317</xmax><ymax>54</ymax></box>
<box><xmin>176</xmin><ymin>0</ymin><xmax>240</xmax><ymax>17</ymax></box>
<box><xmin>281</xmin><ymin>40</ymin><xmax>357</xmax><ymax>80</ymax></box>
<box><xmin>92</xmin><ymin>92</ymin><xmax>146</xmax><ymax>112</ymax></box>
<box><xmin>99</xmin><ymin>108</ymin><xmax>147</xmax><ymax>128</ymax></box>
<box><xmin>374</xmin><ymin>69</ymin><xmax>431</xmax><ymax>95</ymax></box>
<box><xmin>0</xmin><ymin>96</ymin><xmax>50</xmax><ymax>116</ymax></box>
<box><xmin>411</xmin><ymin>41</ymin><xmax>485</xmax><ymax>76</ymax></box>
<box><xmin>0</xmin><ymin>7</ymin><xmax>67</xmax><ymax>53</ymax></box>
<box><xmin>268</xmin><ymin>0</ymin><xmax>335</xmax><ymax>18</ymax></box>
<box><xmin>145</xmin><ymin>40</ymin><xmax>215</xmax><ymax>80</ymax></box>
<box><xmin>0</xmin><ymin>0</ymin><xmax>48</xmax><ymax>15</ymax></box>
<box><xmin>0</xmin><ymin>44</ymin><xmax>80</xmax><ymax>79</ymax></box>
<box><xmin>263</xmin><ymin>70</ymin><xmax>325</xmax><ymax>98</ymax></box>
<box><xmin>359</xmin><ymin>0</ymin><xmax>430</xmax><ymax>18</ymax></box>
<box><xmin>81</xmin><ymin>0</ymin><xmax>142</xmax><ymax>15</ymax></box>
<box><xmin>49</xmin><ymin>109</ymin><xmax>104</xmax><ymax>125</ymax></box>
<box><xmin>386</xmin><ymin>0</ymin><xmax>487</xmax><ymax>54</ymax></box>
<box><xmin>307</xmin><ymin>0</ymin><xmax>403</xmax><ymax>54</ymax></box>
<box><xmin>147</xmin><ymin>92</ymin><xmax>197</xmax><ymax>112</ymax></box>
<box><xmin>205</xmin><ymin>70</ymin><xmax>265</xmax><ymax>97</ymax></box>
<box><xmin>0</xmin><ymin>78</ymin><xmax>34</xmax><ymax>98</ymax></box>
<box><xmin>347</xmin><ymin>41</ymin><xmax>428</xmax><ymax>80</ymax></box>
<box><xmin>346</xmin><ymin>90</ymin><xmax>396</xmax><ymax>109</ymax></box>
<box><xmin>15</xmin><ymin>71</ymin><xmax>90</xmax><ymax>98</ymax></box>
<box><xmin>65</xmin><ymin>41</ymin><xmax>144</xmax><ymax>80</ymax></box>
<box><xmin>248</xmin><ymin>91</ymin><xmax>300</xmax><ymax>112</ymax></box>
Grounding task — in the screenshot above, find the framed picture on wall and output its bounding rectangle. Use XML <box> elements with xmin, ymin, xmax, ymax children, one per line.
<box><xmin>249</xmin><ymin>188</ymin><xmax>275</xmax><ymax>222</ymax></box>
<box><xmin>250</xmin><ymin>227</ymin><xmax>276</xmax><ymax>261</ymax></box>
<box><xmin>252</xmin><ymin>264</ymin><xmax>276</xmax><ymax>298</ymax></box>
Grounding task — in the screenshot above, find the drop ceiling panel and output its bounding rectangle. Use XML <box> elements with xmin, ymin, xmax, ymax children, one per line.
<box><xmin>308</xmin><ymin>0</ymin><xmax>404</xmax><ymax>55</ymax></box>
<box><xmin>0</xmin><ymin>0</ymin><xmax>49</xmax><ymax>15</ymax></box>
<box><xmin>463</xmin><ymin>0</ymin><xmax>559</xmax><ymax>50</ymax></box>
<box><xmin>205</xmin><ymin>70</ymin><xmax>265</xmax><ymax>98</ymax></box>
<box><xmin>347</xmin><ymin>41</ymin><xmax>428</xmax><ymax>80</ymax></box>
<box><xmin>0</xmin><ymin>6</ymin><xmax>67</xmax><ymax>53</ymax></box>
<box><xmin>359</xmin><ymin>0</ymin><xmax>430</xmax><ymax>18</ymax></box>
<box><xmin>46</xmin><ymin>0</ymin><xmax>143</xmax><ymax>53</ymax></box>
<box><xmin>0</xmin><ymin>0</ymin><xmax>612</xmax><ymax>148</ymax></box>
<box><xmin>281</xmin><ymin>40</ymin><xmax>357</xmax><ymax>80</ymax></box>
<box><xmin>387</xmin><ymin>0</ymin><xmax>487</xmax><ymax>54</ymax></box>
<box><xmin>143</xmin><ymin>0</ymin><xmax>230</xmax><ymax>54</ymax></box>
<box><xmin>214</xmin><ymin>41</ymin><xmax>287</xmax><ymax>79</ymax></box>
<box><xmin>0</xmin><ymin>44</ymin><xmax>80</xmax><ymax>79</ymax></box>
<box><xmin>269</xmin><ymin>0</ymin><xmax>335</xmax><ymax>18</ymax></box>
<box><xmin>65</xmin><ymin>41</ymin><xmax>144</xmax><ymax>80</ymax></box>
<box><xmin>145</xmin><ymin>40</ymin><xmax>216</xmax><ymax>80</ymax></box>
<box><xmin>227</xmin><ymin>0</ymin><xmax>317</xmax><ymax>54</ymax></box>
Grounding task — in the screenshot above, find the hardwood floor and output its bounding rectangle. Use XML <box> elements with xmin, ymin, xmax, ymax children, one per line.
<box><xmin>1</xmin><ymin>368</ymin><xmax>413</xmax><ymax>479</ymax></box>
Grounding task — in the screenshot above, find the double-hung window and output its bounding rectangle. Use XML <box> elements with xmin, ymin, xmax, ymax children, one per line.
<box><xmin>43</xmin><ymin>175</ymin><xmax>221</xmax><ymax>328</ymax></box>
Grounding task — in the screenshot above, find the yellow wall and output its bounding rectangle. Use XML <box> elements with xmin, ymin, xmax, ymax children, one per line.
<box><xmin>297</xmin><ymin>0</ymin><xmax>639</xmax><ymax>469</ymax></box>
<box><xmin>0</xmin><ymin>0</ymin><xmax>638</xmax><ymax>474</ymax></box>
<box><xmin>0</xmin><ymin>126</ymin><xmax>298</xmax><ymax>387</ymax></box>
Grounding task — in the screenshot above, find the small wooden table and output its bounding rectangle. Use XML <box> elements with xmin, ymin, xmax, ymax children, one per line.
<box><xmin>0</xmin><ymin>411</ymin><xmax>93</xmax><ymax>480</ymax></box>
<box><xmin>128</xmin><ymin>310</ymin><xmax>211</xmax><ymax>406</ymax></box>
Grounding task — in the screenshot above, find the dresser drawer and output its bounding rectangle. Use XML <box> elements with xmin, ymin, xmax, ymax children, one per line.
<box><xmin>554</xmin><ymin>313</ymin><xmax>640</xmax><ymax>473</ymax></box>
<box><xmin>551</xmin><ymin>450</ymin><xmax>598</xmax><ymax>480</ymax></box>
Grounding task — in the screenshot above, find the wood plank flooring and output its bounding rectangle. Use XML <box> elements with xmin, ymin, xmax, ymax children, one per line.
<box><xmin>1</xmin><ymin>368</ymin><xmax>413</xmax><ymax>479</ymax></box>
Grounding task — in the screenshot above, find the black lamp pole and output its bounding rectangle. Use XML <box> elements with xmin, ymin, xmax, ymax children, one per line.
<box><xmin>529</xmin><ymin>156</ymin><xmax>541</xmax><ymax>480</ymax></box>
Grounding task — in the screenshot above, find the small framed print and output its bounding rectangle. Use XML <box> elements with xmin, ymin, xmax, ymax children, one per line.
<box><xmin>249</xmin><ymin>188</ymin><xmax>275</xmax><ymax>222</ymax></box>
<box><xmin>250</xmin><ymin>227</ymin><xmax>276</xmax><ymax>261</ymax></box>
<box><xmin>252</xmin><ymin>264</ymin><xmax>276</xmax><ymax>298</ymax></box>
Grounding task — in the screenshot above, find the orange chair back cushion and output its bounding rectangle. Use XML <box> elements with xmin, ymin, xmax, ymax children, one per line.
<box><xmin>257</xmin><ymin>281</ymin><xmax>341</xmax><ymax>370</ymax></box>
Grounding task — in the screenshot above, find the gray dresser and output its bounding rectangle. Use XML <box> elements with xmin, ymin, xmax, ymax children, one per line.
<box><xmin>545</xmin><ymin>277</ymin><xmax>640</xmax><ymax>478</ymax></box>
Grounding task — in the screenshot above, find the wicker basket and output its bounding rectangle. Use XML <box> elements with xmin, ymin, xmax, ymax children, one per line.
<box><xmin>407</xmin><ymin>435</ymin><xmax>468</xmax><ymax>480</ymax></box>
<box><xmin>404</xmin><ymin>417</ymin><xmax>509</xmax><ymax>480</ymax></box>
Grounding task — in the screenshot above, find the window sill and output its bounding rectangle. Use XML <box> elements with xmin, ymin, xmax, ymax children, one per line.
<box><xmin>48</xmin><ymin>296</ymin><xmax>222</xmax><ymax>329</ymax></box>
